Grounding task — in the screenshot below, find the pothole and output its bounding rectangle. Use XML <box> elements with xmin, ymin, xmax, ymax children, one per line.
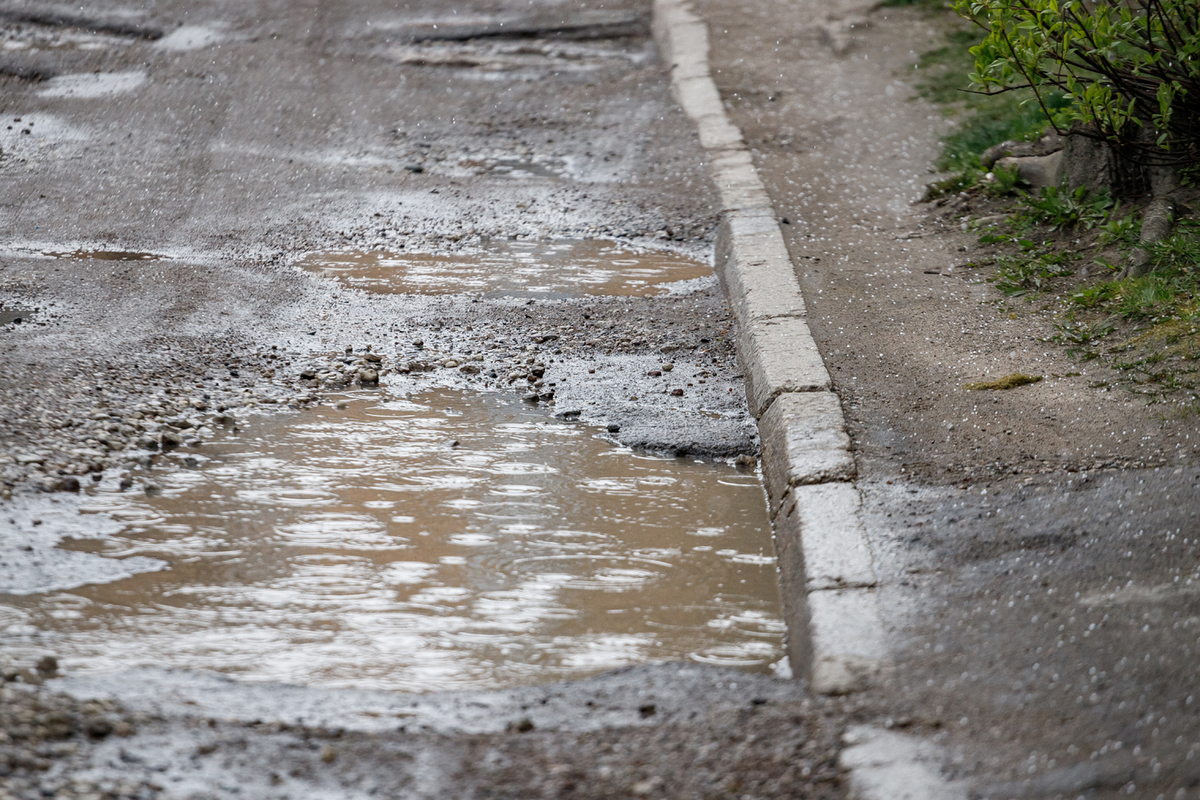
<box><xmin>391</xmin><ymin>10</ymin><xmax>648</xmax><ymax>43</ymax></box>
<box><xmin>0</xmin><ymin>388</ymin><xmax>783</xmax><ymax>691</ymax></box>
<box><xmin>298</xmin><ymin>239</ymin><xmax>712</xmax><ymax>298</ymax></box>
<box><xmin>42</xmin><ymin>249</ymin><xmax>162</xmax><ymax>261</ymax></box>
<box><xmin>0</xmin><ymin>307</ymin><xmax>35</xmax><ymax>325</ymax></box>
<box><xmin>385</xmin><ymin>41</ymin><xmax>651</xmax><ymax>73</ymax></box>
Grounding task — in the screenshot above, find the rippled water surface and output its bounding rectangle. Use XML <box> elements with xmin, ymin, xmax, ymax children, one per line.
<box><xmin>297</xmin><ymin>239</ymin><xmax>712</xmax><ymax>298</ymax></box>
<box><xmin>3</xmin><ymin>389</ymin><xmax>783</xmax><ymax>691</ymax></box>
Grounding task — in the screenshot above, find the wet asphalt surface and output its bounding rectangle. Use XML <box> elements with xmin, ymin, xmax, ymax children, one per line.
<box><xmin>0</xmin><ymin>0</ymin><xmax>856</xmax><ymax>798</ymax></box>
<box><xmin>7</xmin><ymin>0</ymin><xmax>1199</xmax><ymax>798</ymax></box>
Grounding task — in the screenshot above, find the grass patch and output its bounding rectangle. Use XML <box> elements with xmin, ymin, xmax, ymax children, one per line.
<box><xmin>964</xmin><ymin>373</ymin><xmax>1043</xmax><ymax>390</ymax></box>
<box><xmin>1013</xmin><ymin>186</ymin><xmax>1113</xmax><ymax>232</ymax></box>
<box><xmin>1049</xmin><ymin>226</ymin><xmax>1200</xmax><ymax>400</ymax></box>
<box><xmin>1070</xmin><ymin>226</ymin><xmax>1200</xmax><ymax>322</ymax></box>
<box><xmin>988</xmin><ymin>246</ymin><xmax>1077</xmax><ymax>296</ymax></box>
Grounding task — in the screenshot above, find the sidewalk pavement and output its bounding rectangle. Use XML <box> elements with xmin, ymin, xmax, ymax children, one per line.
<box><xmin>691</xmin><ymin>0</ymin><xmax>1200</xmax><ymax>796</ymax></box>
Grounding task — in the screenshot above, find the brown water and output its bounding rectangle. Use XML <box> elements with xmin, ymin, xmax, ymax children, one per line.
<box><xmin>0</xmin><ymin>307</ymin><xmax>33</xmax><ymax>325</ymax></box>
<box><xmin>43</xmin><ymin>249</ymin><xmax>161</xmax><ymax>261</ymax></box>
<box><xmin>6</xmin><ymin>389</ymin><xmax>782</xmax><ymax>691</ymax></box>
<box><xmin>297</xmin><ymin>239</ymin><xmax>712</xmax><ymax>297</ymax></box>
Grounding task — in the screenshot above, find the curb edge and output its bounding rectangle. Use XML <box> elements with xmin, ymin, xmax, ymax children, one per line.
<box><xmin>651</xmin><ymin>0</ymin><xmax>890</xmax><ymax>697</ymax></box>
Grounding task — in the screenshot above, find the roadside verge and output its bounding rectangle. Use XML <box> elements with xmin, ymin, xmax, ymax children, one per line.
<box><xmin>651</xmin><ymin>0</ymin><xmax>887</xmax><ymax>695</ymax></box>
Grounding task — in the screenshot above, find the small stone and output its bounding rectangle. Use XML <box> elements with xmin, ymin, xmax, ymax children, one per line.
<box><xmin>299</xmin><ymin>369</ymin><xmax>318</xmax><ymax>380</ymax></box>
<box><xmin>509</xmin><ymin>718</ymin><xmax>535</xmax><ymax>733</ymax></box>
<box><xmin>556</xmin><ymin>409</ymin><xmax>582</xmax><ymax>420</ymax></box>
<box><xmin>35</xmin><ymin>655</ymin><xmax>58</xmax><ymax>678</ymax></box>
<box><xmin>632</xmin><ymin>777</ymin><xmax>663</xmax><ymax>795</ymax></box>
<box><xmin>735</xmin><ymin>454</ymin><xmax>756</xmax><ymax>469</ymax></box>
<box><xmin>86</xmin><ymin>719</ymin><xmax>114</xmax><ymax>739</ymax></box>
<box><xmin>459</xmin><ymin>363</ymin><xmax>480</xmax><ymax>374</ymax></box>
<box><xmin>661</xmin><ymin>363</ymin><xmax>674</xmax><ymax>372</ymax></box>
<box><xmin>670</xmin><ymin>388</ymin><xmax>684</xmax><ymax>397</ymax></box>
<box><xmin>364</xmin><ymin>353</ymin><xmax>383</xmax><ymax>363</ymax></box>
<box><xmin>660</xmin><ymin>344</ymin><xmax>679</xmax><ymax>354</ymax></box>
<box><xmin>320</xmin><ymin>745</ymin><xmax>337</xmax><ymax>763</ymax></box>
<box><xmin>359</xmin><ymin>368</ymin><xmax>379</xmax><ymax>385</ymax></box>
<box><xmin>606</xmin><ymin>423</ymin><xmax>620</xmax><ymax>433</ymax></box>
<box><xmin>160</xmin><ymin>430</ymin><xmax>184</xmax><ymax>451</ymax></box>
<box><xmin>647</xmin><ymin>370</ymin><xmax>662</xmax><ymax>377</ymax></box>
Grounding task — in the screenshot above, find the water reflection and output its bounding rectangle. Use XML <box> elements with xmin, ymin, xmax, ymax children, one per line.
<box><xmin>297</xmin><ymin>239</ymin><xmax>712</xmax><ymax>298</ymax></box>
<box><xmin>3</xmin><ymin>389</ymin><xmax>783</xmax><ymax>691</ymax></box>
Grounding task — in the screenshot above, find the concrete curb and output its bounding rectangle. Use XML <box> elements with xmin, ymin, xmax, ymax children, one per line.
<box><xmin>651</xmin><ymin>0</ymin><xmax>889</xmax><ymax>696</ymax></box>
<box><xmin>840</xmin><ymin>726</ymin><xmax>969</xmax><ymax>800</ymax></box>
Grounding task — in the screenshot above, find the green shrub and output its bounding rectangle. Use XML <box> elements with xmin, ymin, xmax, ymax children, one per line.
<box><xmin>954</xmin><ymin>0</ymin><xmax>1200</xmax><ymax>166</ymax></box>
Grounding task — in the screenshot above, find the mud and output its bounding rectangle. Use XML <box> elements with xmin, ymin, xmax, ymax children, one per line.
<box><xmin>41</xmin><ymin>250</ymin><xmax>161</xmax><ymax>261</ymax></box>
<box><xmin>0</xmin><ymin>308</ymin><xmax>33</xmax><ymax>325</ymax></box>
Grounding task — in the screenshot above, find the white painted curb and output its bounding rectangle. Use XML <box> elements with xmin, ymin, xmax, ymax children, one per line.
<box><xmin>652</xmin><ymin>0</ymin><xmax>889</xmax><ymax>695</ymax></box>
<box><xmin>841</xmin><ymin>726</ymin><xmax>969</xmax><ymax>800</ymax></box>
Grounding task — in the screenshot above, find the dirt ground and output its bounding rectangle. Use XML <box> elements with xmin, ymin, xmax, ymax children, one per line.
<box><xmin>700</xmin><ymin>0</ymin><xmax>1200</xmax><ymax>796</ymax></box>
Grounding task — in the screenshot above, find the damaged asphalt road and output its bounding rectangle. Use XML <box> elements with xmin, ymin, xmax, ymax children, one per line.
<box><xmin>0</xmin><ymin>0</ymin><xmax>850</xmax><ymax>798</ymax></box>
<box><xmin>0</xmin><ymin>0</ymin><xmax>747</xmax><ymax>497</ymax></box>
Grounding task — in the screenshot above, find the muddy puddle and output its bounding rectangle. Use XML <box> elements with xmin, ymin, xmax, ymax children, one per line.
<box><xmin>43</xmin><ymin>249</ymin><xmax>161</xmax><ymax>261</ymax></box>
<box><xmin>1</xmin><ymin>388</ymin><xmax>783</xmax><ymax>691</ymax></box>
<box><xmin>0</xmin><ymin>307</ymin><xmax>33</xmax><ymax>325</ymax></box>
<box><xmin>298</xmin><ymin>239</ymin><xmax>712</xmax><ymax>298</ymax></box>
